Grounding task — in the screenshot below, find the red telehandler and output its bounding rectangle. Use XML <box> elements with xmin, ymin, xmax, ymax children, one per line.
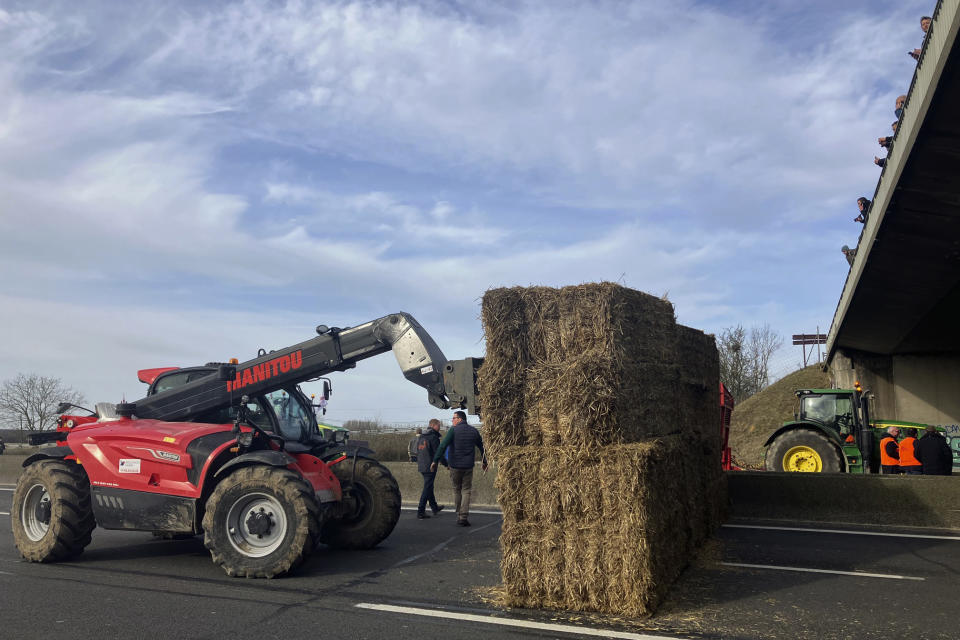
<box><xmin>11</xmin><ymin>313</ymin><xmax>481</xmax><ymax>578</ymax></box>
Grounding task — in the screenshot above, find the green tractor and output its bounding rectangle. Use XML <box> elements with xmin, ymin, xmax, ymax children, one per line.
<box><xmin>763</xmin><ymin>385</ymin><xmax>959</xmax><ymax>473</ymax></box>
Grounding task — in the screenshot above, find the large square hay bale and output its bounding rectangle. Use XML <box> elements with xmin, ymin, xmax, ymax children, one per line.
<box><xmin>480</xmin><ymin>283</ymin><xmax>720</xmax><ymax>454</ymax></box>
<box><xmin>482</xmin><ymin>283</ymin><xmax>677</xmax><ymax>366</ymax></box>
<box><xmin>495</xmin><ymin>437</ymin><xmax>720</xmax><ymax>617</ymax></box>
<box><xmin>483</xmin><ymin>282</ymin><xmax>724</xmax><ymax>617</ymax></box>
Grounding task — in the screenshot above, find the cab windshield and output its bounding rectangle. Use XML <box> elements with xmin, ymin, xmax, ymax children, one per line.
<box><xmin>801</xmin><ymin>394</ymin><xmax>855</xmax><ymax>434</ymax></box>
<box><xmin>264</xmin><ymin>389</ymin><xmax>316</xmax><ymax>441</ymax></box>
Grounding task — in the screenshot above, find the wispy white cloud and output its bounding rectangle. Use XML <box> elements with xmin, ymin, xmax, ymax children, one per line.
<box><xmin>0</xmin><ymin>0</ymin><xmax>934</xmax><ymax>418</ymax></box>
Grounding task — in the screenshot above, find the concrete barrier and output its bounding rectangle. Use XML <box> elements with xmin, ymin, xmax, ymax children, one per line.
<box><xmin>384</xmin><ymin>461</ymin><xmax>499</xmax><ymax>507</ymax></box>
<box><xmin>728</xmin><ymin>471</ymin><xmax>960</xmax><ymax>530</ymax></box>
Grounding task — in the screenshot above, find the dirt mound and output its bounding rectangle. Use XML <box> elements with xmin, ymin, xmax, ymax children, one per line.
<box><xmin>728</xmin><ymin>364</ymin><xmax>831</xmax><ymax>468</ymax></box>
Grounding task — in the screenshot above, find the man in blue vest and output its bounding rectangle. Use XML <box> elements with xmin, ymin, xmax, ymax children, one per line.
<box><xmin>431</xmin><ymin>410</ymin><xmax>487</xmax><ymax>526</ymax></box>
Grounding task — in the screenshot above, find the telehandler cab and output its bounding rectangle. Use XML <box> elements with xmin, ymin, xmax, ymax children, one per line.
<box><xmin>11</xmin><ymin>313</ymin><xmax>481</xmax><ymax>578</ymax></box>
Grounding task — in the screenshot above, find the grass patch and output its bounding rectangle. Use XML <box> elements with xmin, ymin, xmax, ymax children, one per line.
<box><xmin>0</xmin><ymin>448</ymin><xmax>35</xmax><ymax>483</ymax></box>
<box><xmin>728</xmin><ymin>364</ymin><xmax>831</xmax><ymax>468</ymax></box>
<box><xmin>383</xmin><ymin>461</ymin><xmax>498</xmax><ymax>507</ymax></box>
<box><xmin>357</xmin><ymin>431</ymin><xmax>417</xmax><ymax>462</ymax></box>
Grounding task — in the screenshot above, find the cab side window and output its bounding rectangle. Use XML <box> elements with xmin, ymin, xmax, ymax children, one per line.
<box><xmin>194</xmin><ymin>397</ymin><xmax>272</xmax><ymax>430</ymax></box>
<box><xmin>153</xmin><ymin>370</ymin><xmax>214</xmax><ymax>395</ymax></box>
<box><xmin>265</xmin><ymin>390</ymin><xmax>313</xmax><ymax>441</ymax></box>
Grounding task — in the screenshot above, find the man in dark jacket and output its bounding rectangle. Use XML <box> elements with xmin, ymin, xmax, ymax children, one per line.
<box><xmin>416</xmin><ymin>420</ymin><xmax>445</xmax><ymax>518</ymax></box>
<box><xmin>431</xmin><ymin>411</ymin><xmax>487</xmax><ymax>526</ymax></box>
<box><xmin>408</xmin><ymin>428</ymin><xmax>421</xmax><ymax>462</ymax></box>
<box><xmin>915</xmin><ymin>426</ymin><xmax>954</xmax><ymax>476</ymax></box>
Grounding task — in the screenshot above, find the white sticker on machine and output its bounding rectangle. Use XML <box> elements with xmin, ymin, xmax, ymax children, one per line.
<box><xmin>420</xmin><ymin>365</ymin><xmax>433</xmax><ymax>375</ymax></box>
<box><xmin>119</xmin><ymin>458</ymin><xmax>141</xmax><ymax>474</ymax></box>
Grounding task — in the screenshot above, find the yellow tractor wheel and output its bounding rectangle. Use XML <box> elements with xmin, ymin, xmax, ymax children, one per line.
<box><xmin>782</xmin><ymin>445</ymin><xmax>823</xmax><ymax>472</ymax></box>
<box><xmin>765</xmin><ymin>429</ymin><xmax>843</xmax><ymax>473</ymax></box>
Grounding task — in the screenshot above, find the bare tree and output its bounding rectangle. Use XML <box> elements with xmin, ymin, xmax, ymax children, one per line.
<box><xmin>747</xmin><ymin>324</ymin><xmax>784</xmax><ymax>393</ymax></box>
<box><xmin>718</xmin><ymin>324</ymin><xmax>784</xmax><ymax>402</ymax></box>
<box><xmin>0</xmin><ymin>373</ymin><xmax>86</xmax><ymax>433</ymax></box>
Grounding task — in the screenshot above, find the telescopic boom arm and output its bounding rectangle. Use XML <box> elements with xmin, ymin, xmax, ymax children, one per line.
<box><xmin>128</xmin><ymin>312</ymin><xmax>482</xmax><ymax>421</ymax></box>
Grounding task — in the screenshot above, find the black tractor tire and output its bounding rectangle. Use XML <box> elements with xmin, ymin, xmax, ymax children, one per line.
<box><xmin>765</xmin><ymin>429</ymin><xmax>844</xmax><ymax>473</ymax></box>
<box><xmin>202</xmin><ymin>465</ymin><xmax>322</xmax><ymax>578</ymax></box>
<box><xmin>11</xmin><ymin>459</ymin><xmax>96</xmax><ymax>562</ymax></box>
<box><xmin>322</xmin><ymin>458</ymin><xmax>400</xmax><ymax>550</ymax></box>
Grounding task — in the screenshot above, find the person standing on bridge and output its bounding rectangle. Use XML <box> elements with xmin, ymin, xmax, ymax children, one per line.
<box><xmin>915</xmin><ymin>426</ymin><xmax>954</xmax><ymax>476</ymax></box>
<box><xmin>910</xmin><ymin>16</ymin><xmax>932</xmax><ymax>61</ymax></box>
<box><xmin>875</xmin><ymin>122</ymin><xmax>898</xmax><ymax>168</ymax></box>
<box><xmin>894</xmin><ymin>94</ymin><xmax>907</xmax><ymax>120</ymax></box>
<box><xmin>878</xmin><ymin>121</ymin><xmax>898</xmax><ymax>150</ymax></box>
<box><xmin>855</xmin><ymin>197</ymin><xmax>871</xmax><ymax>224</ymax></box>
<box><xmin>880</xmin><ymin>426</ymin><xmax>901</xmax><ymax>474</ymax></box>
<box><xmin>431</xmin><ymin>410</ymin><xmax>487</xmax><ymax>527</ymax></box>
<box><xmin>898</xmin><ymin>428</ymin><xmax>922</xmax><ymax>475</ymax></box>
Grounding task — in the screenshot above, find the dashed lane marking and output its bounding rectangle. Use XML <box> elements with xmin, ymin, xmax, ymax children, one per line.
<box><xmin>721</xmin><ymin>562</ymin><xmax>925</xmax><ymax>581</ymax></box>
<box><xmin>355</xmin><ymin>603</ymin><xmax>679</xmax><ymax>639</ymax></box>
<box><xmin>392</xmin><ymin>518</ymin><xmax>500</xmax><ymax>568</ymax></box>
<box><xmin>400</xmin><ymin>506</ymin><xmax>501</xmax><ymax>515</ymax></box>
<box><xmin>724</xmin><ymin>523</ymin><xmax>960</xmax><ymax>541</ymax></box>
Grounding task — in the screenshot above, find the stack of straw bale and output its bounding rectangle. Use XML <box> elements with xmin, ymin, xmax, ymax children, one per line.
<box><xmin>481</xmin><ymin>283</ymin><xmax>724</xmax><ymax>616</ymax></box>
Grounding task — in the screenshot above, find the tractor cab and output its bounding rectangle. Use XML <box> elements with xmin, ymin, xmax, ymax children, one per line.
<box><xmin>142</xmin><ymin>366</ymin><xmax>345</xmax><ymax>448</ymax></box>
<box><xmin>766</xmin><ymin>384</ymin><xmax>876</xmax><ymax>473</ymax></box>
<box><xmin>796</xmin><ymin>389</ymin><xmax>858</xmax><ymax>438</ymax></box>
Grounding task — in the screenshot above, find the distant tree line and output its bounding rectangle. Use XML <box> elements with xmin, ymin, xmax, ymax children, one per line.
<box><xmin>717</xmin><ymin>324</ymin><xmax>784</xmax><ymax>403</ymax></box>
<box><xmin>0</xmin><ymin>373</ymin><xmax>86</xmax><ymax>433</ymax></box>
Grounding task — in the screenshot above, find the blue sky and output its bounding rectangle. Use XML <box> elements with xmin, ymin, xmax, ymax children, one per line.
<box><xmin>0</xmin><ymin>0</ymin><xmax>933</xmax><ymax>424</ymax></box>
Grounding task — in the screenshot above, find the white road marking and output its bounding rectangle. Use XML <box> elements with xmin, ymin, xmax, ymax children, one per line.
<box><xmin>721</xmin><ymin>562</ymin><xmax>925</xmax><ymax>581</ymax></box>
<box><xmin>400</xmin><ymin>506</ymin><xmax>501</xmax><ymax>515</ymax></box>
<box><xmin>0</xmin><ymin>487</ymin><xmax>14</xmax><ymax>492</ymax></box>
<box><xmin>468</xmin><ymin>520</ymin><xmax>500</xmax><ymax>536</ymax></box>
<box><xmin>0</xmin><ymin>512</ymin><xmax>9</xmax><ymax>516</ymax></box>
<box><xmin>355</xmin><ymin>603</ymin><xmax>677</xmax><ymax>639</ymax></box>
<box><xmin>392</xmin><ymin>519</ymin><xmax>500</xmax><ymax>568</ymax></box>
<box><xmin>724</xmin><ymin>523</ymin><xmax>960</xmax><ymax>541</ymax></box>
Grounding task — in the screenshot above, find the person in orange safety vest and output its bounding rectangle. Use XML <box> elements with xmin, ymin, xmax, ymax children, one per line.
<box><xmin>898</xmin><ymin>427</ymin><xmax>922</xmax><ymax>475</ymax></box>
<box><xmin>879</xmin><ymin>426</ymin><xmax>901</xmax><ymax>474</ymax></box>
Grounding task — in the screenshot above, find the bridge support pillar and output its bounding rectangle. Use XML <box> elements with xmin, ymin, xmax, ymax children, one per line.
<box><xmin>830</xmin><ymin>348</ymin><xmax>960</xmax><ymax>427</ymax></box>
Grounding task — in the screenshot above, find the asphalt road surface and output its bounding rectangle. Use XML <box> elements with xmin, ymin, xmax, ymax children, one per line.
<box><xmin>1</xmin><ymin>485</ymin><xmax>958</xmax><ymax>640</ymax></box>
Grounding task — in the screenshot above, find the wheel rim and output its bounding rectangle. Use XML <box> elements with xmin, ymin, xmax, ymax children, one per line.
<box><xmin>342</xmin><ymin>481</ymin><xmax>373</xmax><ymax>525</ymax></box>
<box><xmin>782</xmin><ymin>445</ymin><xmax>823</xmax><ymax>472</ymax></box>
<box><xmin>21</xmin><ymin>483</ymin><xmax>52</xmax><ymax>542</ymax></box>
<box><xmin>225</xmin><ymin>492</ymin><xmax>288</xmax><ymax>558</ymax></box>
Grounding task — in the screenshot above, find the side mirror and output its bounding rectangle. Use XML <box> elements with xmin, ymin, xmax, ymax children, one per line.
<box><xmin>322</xmin><ymin>380</ymin><xmax>332</xmax><ymax>400</ymax></box>
<box><xmin>55</xmin><ymin>402</ymin><xmax>73</xmax><ymax>414</ymax></box>
<box><xmin>218</xmin><ymin>364</ymin><xmax>237</xmax><ymax>381</ymax></box>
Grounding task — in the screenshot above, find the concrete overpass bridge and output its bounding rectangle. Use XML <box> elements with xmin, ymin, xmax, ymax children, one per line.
<box><xmin>827</xmin><ymin>0</ymin><xmax>960</xmax><ymax>425</ymax></box>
